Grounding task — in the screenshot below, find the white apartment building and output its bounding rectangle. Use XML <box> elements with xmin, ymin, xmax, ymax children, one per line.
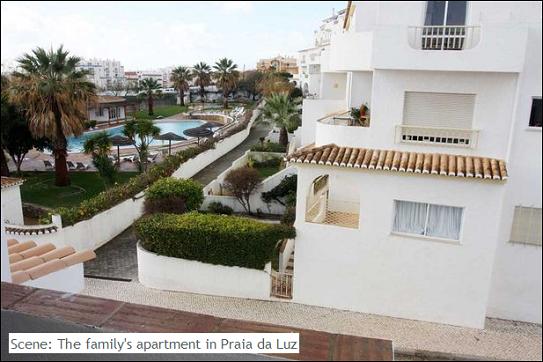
<box><xmin>125</xmin><ymin>68</ymin><xmax>177</xmax><ymax>89</ymax></box>
<box><xmin>298</xmin><ymin>8</ymin><xmax>346</xmax><ymax>98</ymax></box>
<box><xmin>287</xmin><ymin>1</ymin><xmax>542</xmax><ymax>329</ymax></box>
<box><xmin>77</xmin><ymin>58</ymin><xmax>125</xmax><ymax>90</ymax></box>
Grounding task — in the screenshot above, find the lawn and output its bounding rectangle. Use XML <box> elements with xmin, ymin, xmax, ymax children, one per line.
<box><xmin>20</xmin><ymin>171</ymin><xmax>139</xmax><ymax>209</ymax></box>
<box><xmin>255</xmin><ymin>166</ymin><xmax>280</xmax><ymax>179</ymax></box>
<box><xmin>133</xmin><ymin>105</ymin><xmax>188</xmax><ymax>120</ymax></box>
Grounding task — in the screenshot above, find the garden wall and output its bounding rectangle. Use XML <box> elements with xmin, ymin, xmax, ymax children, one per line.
<box><xmin>9</xmin><ymin>107</ymin><xmax>262</xmax><ymax>251</ymax></box>
<box><xmin>137</xmin><ymin>243</ymin><xmax>272</xmax><ymax>300</ymax></box>
<box><xmin>202</xmin><ymin>163</ymin><xmax>297</xmax><ymax>215</ymax></box>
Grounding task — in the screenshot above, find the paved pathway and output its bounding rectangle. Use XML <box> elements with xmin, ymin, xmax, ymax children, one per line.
<box><xmin>82</xmin><ymin>278</ymin><xmax>542</xmax><ymax>361</ymax></box>
<box><xmin>191</xmin><ymin>121</ymin><xmax>271</xmax><ymax>186</ymax></box>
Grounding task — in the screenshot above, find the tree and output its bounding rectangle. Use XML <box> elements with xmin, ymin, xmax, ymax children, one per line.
<box><xmin>8</xmin><ymin>46</ymin><xmax>96</xmax><ymax>186</ymax></box>
<box><xmin>122</xmin><ymin>118</ymin><xmax>160</xmax><ymax>172</ymax></box>
<box><xmin>223</xmin><ymin>166</ymin><xmax>262</xmax><ymax>214</ymax></box>
<box><xmin>192</xmin><ymin>62</ymin><xmax>211</xmax><ymax>108</ymax></box>
<box><xmin>170</xmin><ymin>66</ymin><xmax>191</xmax><ymax>107</ymax></box>
<box><xmin>1</xmin><ymin>75</ymin><xmax>12</xmax><ymax>176</ymax></box>
<box><xmin>107</xmin><ymin>79</ymin><xmax>127</xmax><ymax>96</ymax></box>
<box><xmin>261</xmin><ymin>93</ymin><xmax>300</xmax><ymax>146</ymax></box>
<box><xmin>257</xmin><ymin>69</ymin><xmax>293</xmax><ymax>97</ymax></box>
<box><xmin>213</xmin><ymin>58</ymin><xmax>239</xmax><ymax>109</ymax></box>
<box><xmin>83</xmin><ymin>131</ymin><xmax>116</xmax><ymax>187</ymax></box>
<box><xmin>238</xmin><ymin>70</ymin><xmax>264</xmax><ymax>101</ymax></box>
<box><xmin>139</xmin><ymin>78</ymin><xmax>161</xmax><ymax>116</ymax></box>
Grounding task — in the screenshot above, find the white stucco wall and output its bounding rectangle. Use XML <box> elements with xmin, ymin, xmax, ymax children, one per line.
<box><xmin>487</xmin><ymin>25</ymin><xmax>542</xmax><ymax>324</ymax></box>
<box><xmin>293</xmin><ymin>164</ymin><xmax>506</xmax><ymax>328</ymax></box>
<box><xmin>1</xmin><ymin>186</ymin><xmax>24</xmax><ymax>225</ymax></box>
<box><xmin>138</xmin><ymin>244</ymin><xmax>272</xmax><ymax>300</ymax></box>
<box><xmin>22</xmin><ymin>263</ymin><xmax>85</xmax><ymax>294</ymax></box>
<box><xmin>301</xmin><ymin>99</ymin><xmax>346</xmax><ymax>147</ymax></box>
<box><xmin>320</xmin><ymin>73</ymin><xmax>347</xmax><ymax>100</ymax></box>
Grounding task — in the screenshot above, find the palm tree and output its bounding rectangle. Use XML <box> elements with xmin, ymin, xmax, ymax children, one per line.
<box><xmin>170</xmin><ymin>66</ymin><xmax>191</xmax><ymax>107</ymax></box>
<box><xmin>261</xmin><ymin>93</ymin><xmax>300</xmax><ymax>146</ymax></box>
<box><xmin>83</xmin><ymin>132</ymin><xmax>116</xmax><ymax>187</ymax></box>
<box><xmin>213</xmin><ymin>58</ymin><xmax>239</xmax><ymax>109</ymax></box>
<box><xmin>192</xmin><ymin>62</ymin><xmax>211</xmax><ymax>108</ymax></box>
<box><xmin>9</xmin><ymin>46</ymin><xmax>96</xmax><ymax>186</ymax></box>
<box><xmin>123</xmin><ymin>118</ymin><xmax>160</xmax><ymax>172</ymax></box>
<box><xmin>140</xmin><ymin>78</ymin><xmax>161</xmax><ymax>116</ymax></box>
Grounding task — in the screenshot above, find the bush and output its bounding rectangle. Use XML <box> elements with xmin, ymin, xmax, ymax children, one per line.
<box><xmin>135</xmin><ymin>212</ymin><xmax>296</xmax><ymax>270</ymax></box>
<box><xmin>207</xmin><ymin>201</ymin><xmax>233</xmax><ymax>215</ymax></box>
<box><xmin>145</xmin><ymin>177</ymin><xmax>203</xmax><ymax>211</ymax></box>
<box><xmin>145</xmin><ymin>197</ymin><xmax>186</xmax><ymax>215</ymax></box>
<box><xmin>261</xmin><ymin>174</ymin><xmax>297</xmax><ymax>206</ymax></box>
<box><xmin>250</xmin><ymin>141</ymin><xmax>286</xmax><ymax>153</ymax></box>
<box><xmin>48</xmin><ymin>145</ymin><xmax>207</xmax><ymax>226</ymax></box>
<box><xmin>281</xmin><ymin>206</ymin><xmax>296</xmax><ymax>226</ymax></box>
<box><xmin>223</xmin><ymin>166</ymin><xmax>262</xmax><ymax>214</ymax></box>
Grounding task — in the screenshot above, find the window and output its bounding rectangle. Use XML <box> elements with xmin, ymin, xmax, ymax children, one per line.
<box><xmin>529</xmin><ymin>98</ymin><xmax>542</xmax><ymax>128</ymax></box>
<box><xmin>109</xmin><ymin>107</ymin><xmax>117</xmax><ymax>119</ymax></box>
<box><xmin>510</xmin><ymin>206</ymin><xmax>542</xmax><ymax>246</ymax></box>
<box><xmin>393</xmin><ymin>200</ymin><xmax>463</xmax><ymax>241</ymax></box>
<box><xmin>425</xmin><ymin>1</ymin><xmax>467</xmax><ymax>26</ymax></box>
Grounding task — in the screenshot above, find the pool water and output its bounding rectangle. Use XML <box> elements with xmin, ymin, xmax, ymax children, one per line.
<box><xmin>67</xmin><ymin>120</ymin><xmax>208</xmax><ymax>153</ymax></box>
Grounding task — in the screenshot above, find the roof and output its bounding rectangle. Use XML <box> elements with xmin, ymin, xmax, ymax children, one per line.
<box><xmin>286</xmin><ymin>144</ymin><xmax>508</xmax><ymax>181</ymax></box>
<box><xmin>7</xmin><ymin>239</ymin><xmax>96</xmax><ymax>284</ymax></box>
<box><xmin>94</xmin><ymin>95</ymin><xmax>127</xmax><ymax>104</ymax></box>
<box><xmin>1</xmin><ymin>177</ymin><xmax>23</xmax><ymax>189</ymax></box>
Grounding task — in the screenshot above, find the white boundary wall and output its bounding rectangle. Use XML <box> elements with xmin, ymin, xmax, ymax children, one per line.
<box><xmin>137</xmin><ymin>243</ymin><xmax>272</xmax><ymax>300</ymax></box>
<box><xmin>202</xmin><ymin>150</ymin><xmax>296</xmax><ymax>215</ymax></box>
<box><xmin>8</xmin><ymin>106</ymin><xmax>262</xmax><ymax>251</ymax></box>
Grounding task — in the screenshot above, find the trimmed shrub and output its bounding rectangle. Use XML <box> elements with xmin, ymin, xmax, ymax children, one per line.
<box><xmin>145</xmin><ymin>177</ymin><xmax>203</xmax><ymax>211</ymax></box>
<box><xmin>250</xmin><ymin>141</ymin><xmax>286</xmax><ymax>153</ymax></box>
<box><xmin>207</xmin><ymin>201</ymin><xmax>233</xmax><ymax>215</ymax></box>
<box><xmin>135</xmin><ymin>212</ymin><xmax>296</xmax><ymax>270</ymax></box>
<box><xmin>145</xmin><ymin>197</ymin><xmax>186</xmax><ymax>215</ymax></box>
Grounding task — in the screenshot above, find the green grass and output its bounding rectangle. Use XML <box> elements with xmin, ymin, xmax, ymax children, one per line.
<box><xmin>255</xmin><ymin>166</ymin><xmax>280</xmax><ymax>179</ymax></box>
<box><xmin>133</xmin><ymin>105</ymin><xmax>188</xmax><ymax>120</ymax></box>
<box><xmin>20</xmin><ymin>171</ymin><xmax>138</xmax><ymax>208</ymax></box>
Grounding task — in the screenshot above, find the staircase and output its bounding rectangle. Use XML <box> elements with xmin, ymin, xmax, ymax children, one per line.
<box><xmin>271</xmin><ymin>243</ymin><xmax>294</xmax><ymax>299</ymax></box>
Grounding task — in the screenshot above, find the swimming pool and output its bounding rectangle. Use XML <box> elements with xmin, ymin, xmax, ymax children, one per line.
<box><xmin>67</xmin><ymin>120</ymin><xmax>209</xmax><ymax>153</ymax></box>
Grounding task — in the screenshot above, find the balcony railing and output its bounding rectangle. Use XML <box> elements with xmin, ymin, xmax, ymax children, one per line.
<box><xmin>408</xmin><ymin>25</ymin><xmax>481</xmax><ymax>51</ymax></box>
<box><xmin>306</xmin><ymin>196</ymin><xmax>359</xmax><ymax>229</ymax></box>
<box><xmin>395</xmin><ymin>125</ymin><xmax>479</xmax><ymax>148</ymax></box>
<box><xmin>320</xmin><ymin>111</ymin><xmax>370</xmax><ymax>127</ymax></box>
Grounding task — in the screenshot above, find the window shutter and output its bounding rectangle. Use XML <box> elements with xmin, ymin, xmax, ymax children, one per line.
<box><xmin>510</xmin><ymin>206</ymin><xmax>542</xmax><ymax>246</ymax></box>
<box><xmin>403</xmin><ymin>92</ymin><xmax>475</xmax><ymax>129</ymax></box>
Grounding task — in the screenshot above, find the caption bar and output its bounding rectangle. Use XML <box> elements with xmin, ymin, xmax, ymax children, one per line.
<box><xmin>10</xmin><ymin>333</ymin><xmax>299</xmax><ymax>354</ymax></box>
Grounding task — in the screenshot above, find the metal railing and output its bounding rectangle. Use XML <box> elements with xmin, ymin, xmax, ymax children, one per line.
<box><xmin>271</xmin><ymin>271</ymin><xmax>293</xmax><ymax>299</ymax></box>
<box><xmin>408</xmin><ymin>25</ymin><xmax>481</xmax><ymax>51</ymax></box>
<box><xmin>319</xmin><ymin>111</ymin><xmax>369</xmax><ymax>127</ymax></box>
<box><xmin>395</xmin><ymin>125</ymin><xmax>479</xmax><ymax>148</ymax></box>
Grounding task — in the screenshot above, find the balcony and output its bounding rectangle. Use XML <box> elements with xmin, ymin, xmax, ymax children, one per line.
<box><xmin>395</xmin><ymin>125</ymin><xmax>479</xmax><ymax>148</ymax></box>
<box><xmin>372</xmin><ymin>24</ymin><xmax>528</xmax><ymax>73</ymax></box>
<box><xmin>315</xmin><ymin>111</ymin><xmax>373</xmax><ymax>148</ymax></box>
<box><xmin>408</xmin><ymin>25</ymin><xmax>481</xmax><ymax>51</ymax></box>
<box><xmin>306</xmin><ymin>197</ymin><xmax>360</xmax><ymax>229</ymax></box>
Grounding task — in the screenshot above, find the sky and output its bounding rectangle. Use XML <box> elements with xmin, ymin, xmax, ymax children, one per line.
<box><xmin>1</xmin><ymin>1</ymin><xmax>345</xmax><ymax>71</ymax></box>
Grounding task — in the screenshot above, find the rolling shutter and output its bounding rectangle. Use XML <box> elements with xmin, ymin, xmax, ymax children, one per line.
<box><xmin>510</xmin><ymin>206</ymin><xmax>542</xmax><ymax>246</ymax></box>
<box><xmin>403</xmin><ymin>92</ymin><xmax>475</xmax><ymax>128</ymax></box>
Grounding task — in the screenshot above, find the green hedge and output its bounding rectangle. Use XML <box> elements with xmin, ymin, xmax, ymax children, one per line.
<box><xmin>145</xmin><ymin>177</ymin><xmax>203</xmax><ymax>211</ymax></box>
<box><xmin>50</xmin><ymin>145</ymin><xmax>206</xmax><ymax>226</ymax></box>
<box><xmin>135</xmin><ymin>212</ymin><xmax>296</xmax><ymax>270</ymax></box>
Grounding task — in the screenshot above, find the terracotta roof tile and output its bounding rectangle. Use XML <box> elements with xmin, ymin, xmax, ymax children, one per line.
<box><xmin>287</xmin><ymin>144</ymin><xmax>508</xmax><ymax>181</ymax></box>
<box><xmin>6</xmin><ymin>239</ymin><xmax>95</xmax><ymax>285</ymax></box>
<box><xmin>1</xmin><ymin>177</ymin><xmax>24</xmax><ymax>189</ymax></box>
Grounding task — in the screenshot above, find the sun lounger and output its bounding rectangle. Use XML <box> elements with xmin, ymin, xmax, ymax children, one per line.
<box><xmin>76</xmin><ymin>162</ymin><xmax>89</xmax><ymax>170</ymax></box>
<box><xmin>43</xmin><ymin>160</ymin><xmax>55</xmax><ymax>170</ymax></box>
<box><xmin>66</xmin><ymin>161</ymin><xmax>77</xmax><ymax>170</ymax></box>
<box><xmin>122</xmin><ymin>154</ymin><xmax>137</xmax><ymax>162</ymax></box>
<box><xmin>147</xmin><ymin>152</ymin><xmax>159</xmax><ymax>163</ymax></box>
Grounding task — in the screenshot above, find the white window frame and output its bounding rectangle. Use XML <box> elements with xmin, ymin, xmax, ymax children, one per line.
<box><xmin>391</xmin><ymin>199</ymin><xmax>465</xmax><ymax>244</ymax></box>
<box><xmin>423</xmin><ymin>1</ymin><xmax>471</xmax><ymax>27</ymax></box>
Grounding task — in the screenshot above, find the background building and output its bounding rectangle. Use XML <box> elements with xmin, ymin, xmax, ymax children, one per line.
<box><xmin>77</xmin><ymin>58</ymin><xmax>125</xmax><ymax>91</ymax></box>
<box><xmin>257</xmin><ymin>55</ymin><xmax>298</xmax><ymax>75</ymax></box>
